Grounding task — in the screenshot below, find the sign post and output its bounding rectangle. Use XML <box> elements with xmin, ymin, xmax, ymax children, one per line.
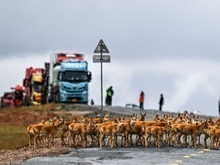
<box><xmin>93</xmin><ymin>39</ymin><xmax>110</xmax><ymax>115</ymax></box>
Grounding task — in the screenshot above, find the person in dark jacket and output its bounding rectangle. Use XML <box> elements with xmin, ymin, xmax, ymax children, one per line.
<box><xmin>90</xmin><ymin>99</ymin><xmax>94</xmax><ymax>106</ymax></box>
<box><xmin>218</xmin><ymin>97</ymin><xmax>220</xmax><ymax>116</ymax></box>
<box><xmin>159</xmin><ymin>94</ymin><xmax>164</xmax><ymax>111</ymax></box>
<box><xmin>105</xmin><ymin>86</ymin><xmax>114</xmax><ymax>106</ymax></box>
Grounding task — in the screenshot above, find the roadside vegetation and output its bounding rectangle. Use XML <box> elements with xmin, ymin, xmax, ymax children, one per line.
<box><xmin>0</xmin><ymin>125</ymin><xmax>28</xmax><ymax>150</ymax></box>
<box><xmin>0</xmin><ymin>103</ymin><xmax>98</xmax><ymax>151</ymax></box>
<box><xmin>0</xmin><ymin>103</ymin><xmax>68</xmax><ymax>150</ymax></box>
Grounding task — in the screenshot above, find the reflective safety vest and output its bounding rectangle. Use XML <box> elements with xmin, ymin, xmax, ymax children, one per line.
<box><xmin>107</xmin><ymin>89</ymin><xmax>113</xmax><ymax>96</ymax></box>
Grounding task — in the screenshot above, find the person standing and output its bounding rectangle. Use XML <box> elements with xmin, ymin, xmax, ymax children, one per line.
<box><xmin>159</xmin><ymin>94</ymin><xmax>164</xmax><ymax>111</ymax></box>
<box><xmin>139</xmin><ymin>91</ymin><xmax>145</xmax><ymax>110</ymax></box>
<box><xmin>105</xmin><ymin>86</ymin><xmax>114</xmax><ymax>106</ymax></box>
<box><xmin>90</xmin><ymin>99</ymin><xmax>94</xmax><ymax>106</ymax></box>
<box><xmin>218</xmin><ymin>97</ymin><xmax>220</xmax><ymax>116</ymax></box>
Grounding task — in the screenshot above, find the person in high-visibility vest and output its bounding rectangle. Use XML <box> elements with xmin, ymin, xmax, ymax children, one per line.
<box><xmin>105</xmin><ymin>86</ymin><xmax>114</xmax><ymax>106</ymax></box>
<box><xmin>139</xmin><ymin>91</ymin><xmax>145</xmax><ymax>110</ymax></box>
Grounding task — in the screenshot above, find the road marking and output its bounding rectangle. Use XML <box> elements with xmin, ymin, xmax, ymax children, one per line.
<box><xmin>175</xmin><ymin>160</ymin><xmax>182</xmax><ymax>163</ymax></box>
<box><xmin>184</xmin><ymin>155</ymin><xmax>191</xmax><ymax>158</ymax></box>
<box><xmin>198</xmin><ymin>151</ymin><xmax>204</xmax><ymax>154</ymax></box>
<box><xmin>190</xmin><ymin>154</ymin><xmax>197</xmax><ymax>156</ymax></box>
<box><xmin>173</xmin><ymin>148</ymin><xmax>211</xmax><ymax>165</ymax></box>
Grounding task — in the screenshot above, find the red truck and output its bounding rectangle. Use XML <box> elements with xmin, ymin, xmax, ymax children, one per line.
<box><xmin>23</xmin><ymin>63</ymin><xmax>50</xmax><ymax>105</ymax></box>
<box><xmin>0</xmin><ymin>85</ymin><xmax>24</xmax><ymax>108</ymax></box>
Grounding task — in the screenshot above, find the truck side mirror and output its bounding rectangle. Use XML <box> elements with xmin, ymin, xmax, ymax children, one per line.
<box><xmin>88</xmin><ymin>72</ymin><xmax>92</xmax><ymax>82</ymax></box>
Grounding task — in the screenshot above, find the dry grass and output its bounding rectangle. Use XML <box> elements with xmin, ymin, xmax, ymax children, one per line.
<box><xmin>0</xmin><ymin>103</ymin><xmax>63</xmax><ymax>150</ymax></box>
<box><xmin>0</xmin><ymin>125</ymin><xmax>28</xmax><ymax>150</ymax></box>
<box><xmin>0</xmin><ymin>103</ymin><xmax>100</xmax><ymax>151</ymax></box>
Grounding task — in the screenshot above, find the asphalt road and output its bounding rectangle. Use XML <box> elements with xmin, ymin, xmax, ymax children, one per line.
<box><xmin>22</xmin><ymin>146</ymin><xmax>219</xmax><ymax>165</ymax></box>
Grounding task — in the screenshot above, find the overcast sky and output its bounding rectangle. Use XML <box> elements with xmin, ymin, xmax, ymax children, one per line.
<box><xmin>1</xmin><ymin>0</ymin><xmax>220</xmax><ymax>116</ymax></box>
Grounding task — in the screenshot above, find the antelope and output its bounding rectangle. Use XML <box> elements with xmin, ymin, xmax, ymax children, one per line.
<box><xmin>59</xmin><ymin>118</ymin><xmax>80</xmax><ymax>145</ymax></box>
<box><xmin>118</xmin><ymin>116</ymin><xmax>138</xmax><ymax>147</ymax></box>
<box><xmin>214</xmin><ymin>118</ymin><xmax>220</xmax><ymax>126</ymax></box>
<box><xmin>153</xmin><ymin>114</ymin><xmax>160</xmax><ymax>121</ymax></box>
<box><xmin>170</xmin><ymin>121</ymin><xmax>208</xmax><ymax>148</ymax></box>
<box><xmin>142</xmin><ymin>125</ymin><xmax>170</xmax><ymax>148</ymax></box>
<box><xmin>93</xmin><ymin>113</ymin><xmax>110</xmax><ymax>124</ymax></box>
<box><xmin>27</xmin><ymin>118</ymin><xmax>53</xmax><ymax>147</ymax></box>
<box><xmin>99</xmin><ymin>118</ymin><xmax>124</xmax><ymax>148</ymax></box>
<box><xmin>32</xmin><ymin>117</ymin><xmax>64</xmax><ymax>148</ymax></box>
<box><xmin>204</xmin><ymin>119</ymin><xmax>220</xmax><ymax>149</ymax></box>
<box><xmin>131</xmin><ymin>117</ymin><xmax>168</xmax><ymax>146</ymax></box>
<box><xmin>208</xmin><ymin>126</ymin><xmax>220</xmax><ymax>149</ymax></box>
<box><xmin>140</xmin><ymin>113</ymin><xmax>146</xmax><ymax>121</ymax></box>
<box><xmin>68</xmin><ymin>118</ymin><xmax>95</xmax><ymax>148</ymax></box>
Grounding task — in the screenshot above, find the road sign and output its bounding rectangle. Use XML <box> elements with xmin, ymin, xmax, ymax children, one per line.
<box><xmin>93</xmin><ymin>55</ymin><xmax>111</xmax><ymax>63</ymax></box>
<box><xmin>93</xmin><ymin>39</ymin><xmax>110</xmax><ymax>116</ymax></box>
<box><xmin>94</xmin><ymin>39</ymin><xmax>110</xmax><ymax>53</ymax></box>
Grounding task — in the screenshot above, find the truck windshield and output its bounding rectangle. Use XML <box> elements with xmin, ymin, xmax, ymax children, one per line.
<box><xmin>60</xmin><ymin>71</ymin><xmax>88</xmax><ymax>82</ymax></box>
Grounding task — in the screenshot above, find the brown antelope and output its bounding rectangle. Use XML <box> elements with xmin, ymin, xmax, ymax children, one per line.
<box><xmin>167</xmin><ymin>114</ymin><xmax>185</xmax><ymax>146</ymax></box>
<box><xmin>93</xmin><ymin>113</ymin><xmax>110</xmax><ymax>124</ymax></box>
<box><xmin>206</xmin><ymin>118</ymin><xmax>215</xmax><ymax>126</ymax></box>
<box><xmin>153</xmin><ymin>114</ymin><xmax>160</xmax><ymax>121</ymax></box>
<box><xmin>32</xmin><ymin>117</ymin><xmax>64</xmax><ymax>148</ymax></box>
<box><xmin>68</xmin><ymin>118</ymin><xmax>95</xmax><ymax>148</ymax></box>
<box><xmin>131</xmin><ymin>116</ymin><xmax>168</xmax><ymax>146</ymax></box>
<box><xmin>170</xmin><ymin>121</ymin><xmax>208</xmax><ymax>148</ymax></box>
<box><xmin>59</xmin><ymin>118</ymin><xmax>80</xmax><ymax>145</ymax></box>
<box><xmin>99</xmin><ymin>118</ymin><xmax>124</xmax><ymax>148</ymax></box>
<box><xmin>142</xmin><ymin>125</ymin><xmax>170</xmax><ymax>148</ymax></box>
<box><xmin>140</xmin><ymin>113</ymin><xmax>146</xmax><ymax>121</ymax></box>
<box><xmin>27</xmin><ymin>118</ymin><xmax>53</xmax><ymax>147</ymax></box>
<box><xmin>208</xmin><ymin>127</ymin><xmax>220</xmax><ymax>149</ymax></box>
<box><xmin>214</xmin><ymin>118</ymin><xmax>220</xmax><ymax>126</ymax></box>
<box><xmin>204</xmin><ymin>123</ymin><xmax>220</xmax><ymax>149</ymax></box>
<box><xmin>203</xmin><ymin>118</ymin><xmax>220</xmax><ymax>148</ymax></box>
<box><xmin>118</xmin><ymin>116</ymin><xmax>138</xmax><ymax>147</ymax></box>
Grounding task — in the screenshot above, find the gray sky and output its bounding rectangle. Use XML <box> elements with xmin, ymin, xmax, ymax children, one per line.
<box><xmin>1</xmin><ymin>0</ymin><xmax>220</xmax><ymax>115</ymax></box>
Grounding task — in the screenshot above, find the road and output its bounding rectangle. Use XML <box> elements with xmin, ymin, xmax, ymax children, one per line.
<box><xmin>22</xmin><ymin>146</ymin><xmax>219</xmax><ymax>165</ymax></box>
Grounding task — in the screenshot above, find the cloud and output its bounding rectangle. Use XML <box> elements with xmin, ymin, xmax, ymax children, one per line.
<box><xmin>0</xmin><ymin>54</ymin><xmax>49</xmax><ymax>94</ymax></box>
<box><xmin>1</xmin><ymin>1</ymin><xmax>220</xmax><ymax>61</ymax></box>
<box><xmin>168</xmin><ymin>73</ymin><xmax>204</xmax><ymax>111</ymax></box>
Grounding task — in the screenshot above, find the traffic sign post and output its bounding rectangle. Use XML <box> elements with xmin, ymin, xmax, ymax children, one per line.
<box><xmin>93</xmin><ymin>39</ymin><xmax>110</xmax><ymax>116</ymax></box>
<box><xmin>94</xmin><ymin>39</ymin><xmax>109</xmax><ymax>54</ymax></box>
<box><xmin>93</xmin><ymin>55</ymin><xmax>111</xmax><ymax>63</ymax></box>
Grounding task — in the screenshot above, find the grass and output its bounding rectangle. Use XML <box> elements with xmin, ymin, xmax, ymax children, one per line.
<box><xmin>0</xmin><ymin>103</ymin><xmax>74</xmax><ymax>151</ymax></box>
<box><xmin>0</xmin><ymin>125</ymin><xmax>28</xmax><ymax>150</ymax></box>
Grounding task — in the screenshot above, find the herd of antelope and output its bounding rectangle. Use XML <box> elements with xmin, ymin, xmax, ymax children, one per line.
<box><xmin>27</xmin><ymin>112</ymin><xmax>220</xmax><ymax>150</ymax></box>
